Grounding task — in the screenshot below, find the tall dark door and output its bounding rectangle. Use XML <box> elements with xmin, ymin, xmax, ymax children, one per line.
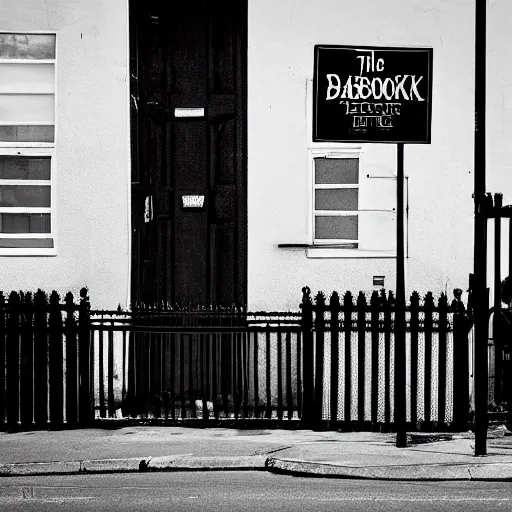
<box><xmin>130</xmin><ymin>0</ymin><xmax>247</xmax><ymax>307</ymax></box>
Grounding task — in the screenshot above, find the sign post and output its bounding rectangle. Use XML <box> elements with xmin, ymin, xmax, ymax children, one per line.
<box><xmin>314</xmin><ymin>45</ymin><xmax>433</xmax><ymax>447</ymax></box>
<box><xmin>473</xmin><ymin>0</ymin><xmax>488</xmax><ymax>457</ymax></box>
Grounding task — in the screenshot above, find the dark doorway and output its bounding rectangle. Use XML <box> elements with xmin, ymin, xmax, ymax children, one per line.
<box><xmin>130</xmin><ymin>0</ymin><xmax>247</xmax><ymax>307</ymax></box>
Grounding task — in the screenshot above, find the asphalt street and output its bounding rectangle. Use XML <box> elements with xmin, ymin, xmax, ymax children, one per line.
<box><xmin>0</xmin><ymin>472</ymin><xmax>511</xmax><ymax>512</ymax></box>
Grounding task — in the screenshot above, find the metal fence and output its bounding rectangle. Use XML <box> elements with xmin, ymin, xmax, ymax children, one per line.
<box><xmin>0</xmin><ymin>287</ymin><xmax>473</xmax><ymax>431</ymax></box>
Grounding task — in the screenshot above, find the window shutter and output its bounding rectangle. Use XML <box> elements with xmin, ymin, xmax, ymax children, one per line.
<box><xmin>358</xmin><ymin>171</ymin><xmax>397</xmax><ymax>252</ymax></box>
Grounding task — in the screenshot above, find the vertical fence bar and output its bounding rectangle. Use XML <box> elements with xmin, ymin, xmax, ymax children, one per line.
<box><xmin>49</xmin><ymin>291</ymin><xmax>63</xmax><ymax>427</ymax></box>
<box><xmin>20</xmin><ymin>293</ymin><xmax>34</xmax><ymax>428</ymax></box>
<box><xmin>0</xmin><ymin>292</ymin><xmax>5</xmax><ymax>426</ymax></box>
<box><xmin>108</xmin><ymin>328</ymin><xmax>115</xmax><ymax>417</ymax></box>
<box><xmin>424</xmin><ymin>292</ymin><xmax>434</xmax><ymax>429</ymax></box>
<box><xmin>437</xmin><ymin>294</ymin><xmax>448</xmax><ymax>428</ymax></box>
<box><xmin>201</xmin><ymin>333</ymin><xmax>207</xmax><ymax>420</ymax></box>
<box><xmin>123</xmin><ymin>330</ymin><xmax>127</xmax><ymax>416</ymax></box>
<box><xmin>494</xmin><ymin>193</ymin><xmax>503</xmax><ymax>405</ymax></box>
<box><xmin>266</xmin><ymin>325</ymin><xmax>272</xmax><ymax>419</ymax></box>
<box><xmin>357</xmin><ymin>292</ymin><xmax>366</xmax><ymax>425</ymax></box>
<box><xmin>78</xmin><ymin>288</ymin><xmax>92</xmax><ymax>425</ymax></box>
<box><xmin>314</xmin><ymin>292</ymin><xmax>326</xmax><ymax>426</ymax></box>
<box><xmin>221</xmin><ymin>332</ymin><xmax>229</xmax><ymax>416</ymax></box>
<box><xmin>98</xmin><ymin>327</ymin><xmax>105</xmax><ymax>419</ymax></box>
<box><xmin>344</xmin><ymin>291</ymin><xmax>354</xmax><ymax>424</ymax></box>
<box><xmin>370</xmin><ymin>291</ymin><xmax>379</xmax><ymax>428</ymax></box>
<box><xmin>297</xmin><ymin>330</ymin><xmax>302</xmax><ymax>420</ymax></box>
<box><xmin>286</xmin><ymin>329</ymin><xmax>293</xmax><ymax>420</ymax></box>
<box><xmin>253</xmin><ymin>330</ymin><xmax>259</xmax><ymax>418</ymax></box>
<box><xmin>277</xmin><ymin>330</ymin><xmax>283</xmax><ymax>421</ymax></box>
<box><xmin>243</xmin><ymin>331</ymin><xmax>249</xmax><ymax>419</ymax></box>
<box><xmin>237</xmin><ymin>330</ymin><xmax>243</xmax><ymax>419</ymax></box>
<box><xmin>232</xmin><ymin>331</ymin><xmax>238</xmax><ymax>418</ymax></box>
<box><xmin>212</xmin><ymin>333</ymin><xmax>218</xmax><ymax>418</ymax></box>
<box><xmin>301</xmin><ymin>287</ymin><xmax>314</xmax><ymax>425</ymax></box>
<box><xmin>330</xmin><ymin>292</ymin><xmax>341</xmax><ymax>427</ymax></box>
<box><xmin>409</xmin><ymin>292</ymin><xmax>420</xmax><ymax>429</ymax></box>
<box><xmin>170</xmin><ymin>334</ymin><xmax>176</xmax><ymax>420</ymax></box>
<box><xmin>34</xmin><ymin>290</ymin><xmax>48</xmax><ymax>427</ymax></box>
<box><xmin>452</xmin><ymin>290</ymin><xmax>470</xmax><ymax>430</ymax></box>
<box><xmin>189</xmin><ymin>334</ymin><xmax>194</xmax><ymax>418</ymax></box>
<box><xmin>6</xmin><ymin>292</ymin><xmax>20</xmax><ymax>429</ymax></box>
<box><xmin>383</xmin><ymin>291</ymin><xmax>392</xmax><ymax>427</ymax></box>
<box><xmin>64</xmin><ymin>293</ymin><xmax>78</xmax><ymax>427</ymax></box>
<box><xmin>180</xmin><ymin>333</ymin><xmax>185</xmax><ymax>419</ymax></box>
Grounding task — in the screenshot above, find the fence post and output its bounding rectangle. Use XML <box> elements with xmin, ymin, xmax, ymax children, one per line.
<box><xmin>343</xmin><ymin>291</ymin><xmax>354</xmax><ymax>424</ymax></box>
<box><xmin>452</xmin><ymin>288</ymin><xmax>471</xmax><ymax>430</ymax></box>
<box><xmin>423</xmin><ymin>291</ymin><xmax>434</xmax><ymax>430</ymax></box>
<box><xmin>65</xmin><ymin>292</ymin><xmax>78</xmax><ymax>427</ymax></box>
<box><xmin>357</xmin><ymin>292</ymin><xmax>367</xmax><ymax>426</ymax></box>
<box><xmin>49</xmin><ymin>291</ymin><xmax>64</xmax><ymax>428</ymax></box>
<box><xmin>370</xmin><ymin>291</ymin><xmax>379</xmax><ymax>429</ymax></box>
<box><xmin>493</xmin><ymin>193</ymin><xmax>503</xmax><ymax>406</ymax></box>
<box><xmin>34</xmin><ymin>290</ymin><xmax>48</xmax><ymax>427</ymax></box>
<box><xmin>78</xmin><ymin>288</ymin><xmax>92</xmax><ymax>425</ymax></box>
<box><xmin>314</xmin><ymin>291</ymin><xmax>326</xmax><ymax>428</ymax></box>
<box><xmin>409</xmin><ymin>291</ymin><xmax>420</xmax><ymax>429</ymax></box>
<box><xmin>20</xmin><ymin>292</ymin><xmax>34</xmax><ymax>428</ymax></box>
<box><xmin>0</xmin><ymin>292</ymin><xmax>4</xmax><ymax>428</ymax></box>
<box><xmin>6</xmin><ymin>292</ymin><xmax>20</xmax><ymax>429</ymax></box>
<box><xmin>437</xmin><ymin>293</ymin><xmax>448</xmax><ymax>429</ymax></box>
<box><xmin>383</xmin><ymin>291</ymin><xmax>392</xmax><ymax>428</ymax></box>
<box><xmin>300</xmin><ymin>286</ymin><xmax>314</xmax><ymax>425</ymax></box>
<box><xmin>330</xmin><ymin>291</ymin><xmax>341</xmax><ymax>428</ymax></box>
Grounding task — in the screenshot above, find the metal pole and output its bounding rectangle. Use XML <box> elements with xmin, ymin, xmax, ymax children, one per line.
<box><xmin>473</xmin><ymin>0</ymin><xmax>488</xmax><ymax>456</ymax></box>
<box><xmin>395</xmin><ymin>143</ymin><xmax>407</xmax><ymax>448</ymax></box>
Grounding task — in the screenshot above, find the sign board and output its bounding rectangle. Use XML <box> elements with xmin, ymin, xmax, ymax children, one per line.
<box><xmin>313</xmin><ymin>45</ymin><xmax>433</xmax><ymax>144</ymax></box>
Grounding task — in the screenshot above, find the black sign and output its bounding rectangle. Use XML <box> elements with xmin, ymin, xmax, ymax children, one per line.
<box><xmin>313</xmin><ymin>45</ymin><xmax>433</xmax><ymax>144</ymax></box>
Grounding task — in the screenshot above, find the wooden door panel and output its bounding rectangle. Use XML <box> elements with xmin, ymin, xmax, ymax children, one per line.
<box><xmin>174</xmin><ymin>215</ymin><xmax>208</xmax><ymax>304</ymax></box>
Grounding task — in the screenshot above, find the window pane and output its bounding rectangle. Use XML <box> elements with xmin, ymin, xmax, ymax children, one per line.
<box><xmin>0</xmin><ymin>213</ymin><xmax>51</xmax><ymax>233</ymax></box>
<box><xmin>0</xmin><ymin>34</ymin><xmax>56</xmax><ymax>60</ymax></box>
<box><xmin>0</xmin><ymin>238</ymin><xmax>53</xmax><ymax>248</ymax></box>
<box><xmin>315</xmin><ymin>189</ymin><xmax>358</xmax><ymax>211</ymax></box>
<box><xmin>0</xmin><ymin>125</ymin><xmax>54</xmax><ymax>142</ymax></box>
<box><xmin>0</xmin><ymin>185</ymin><xmax>50</xmax><ymax>207</ymax></box>
<box><xmin>0</xmin><ymin>156</ymin><xmax>51</xmax><ymax>179</ymax></box>
<box><xmin>0</xmin><ymin>63</ymin><xmax>54</xmax><ymax>93</ymax></box>
<box><xmin>0</xmin><ymin>94</ymin><xmax>54</xmax><ymax>123</ymax></box>
<box><xmin>315</xmin><ymin>158</ymin><xmax>359</xmax><ymax>184</ymax></box>
<box><xmin>315</xmin><ymin>215</ymin><xmax>358</xmax><ymax>240</ymax></box>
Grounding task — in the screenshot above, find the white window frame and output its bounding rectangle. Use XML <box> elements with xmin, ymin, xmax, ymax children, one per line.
<box><xmin>0</xmin><ymin>31</ymin><xmax>57</xmax><ymax>256</ymax></box>
<box><xmin>310</xmin><ymin>149</ymin><xmax>362</xmax><ymax>247</ymax></box>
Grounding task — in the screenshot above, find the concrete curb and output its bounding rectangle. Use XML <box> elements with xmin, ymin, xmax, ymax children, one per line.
<box><xmin>266</xmin><ymin>457</ymin><xmax>512</xmax><ymax>481</ymax></box>
<box><xmin>1</xmin><ymin>455</ymin><xmax>511</xmax><ymax>480</ymax></box>
<box><xmin>0</xmin><ymin>455</ymin><xmax>268</xmax><ymax>477</ymax></box>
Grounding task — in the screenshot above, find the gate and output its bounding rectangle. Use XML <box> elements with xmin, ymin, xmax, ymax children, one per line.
<box><xmin>90</xmin><ymin>308</ymin><xmax>303</xmax><ymax>423</ymax></box>
<box><xmin>483</xmin><ymin>193</ymin><xmax>512</xmax><ymax>416</ymax></box>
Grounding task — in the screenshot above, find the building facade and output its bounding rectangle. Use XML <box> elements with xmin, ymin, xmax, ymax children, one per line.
<box><xmin>0</xmin><ymin>0</ymin><xmax>510</xmax><ymax>311</ymax></box>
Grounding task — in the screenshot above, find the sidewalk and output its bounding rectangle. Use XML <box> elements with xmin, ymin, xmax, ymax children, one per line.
<box><xmin>1</xmin><ymin>424</ymin><xmax>511</xmax><ymax>480</ymax></box>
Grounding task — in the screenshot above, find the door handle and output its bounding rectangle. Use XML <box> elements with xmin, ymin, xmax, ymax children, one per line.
<box><xmin>144</xmin><ymin>195</ymin><xmax>153</xmax><ymax>223</ymax></box>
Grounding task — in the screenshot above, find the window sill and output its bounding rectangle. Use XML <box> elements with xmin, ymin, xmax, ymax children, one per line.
<box><xmin>0</xmin><ymin>248</ymin><xmax>57</xmax><ymax>256</ymax></box>
<box><xmin>277</xmin><ymin>244</ymin><xmax>396</xmax><ymax>258</ymax></box>
<box><xmin>306</xmin><ymin>247</ymin><xmax>396</xmax><ymax>258</ymax></box>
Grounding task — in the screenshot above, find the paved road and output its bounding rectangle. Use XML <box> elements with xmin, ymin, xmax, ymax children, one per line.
<box><xmin>1</xmin><ymin>472</ymin><xmax>511</xmax><ymax>511</ymax></box>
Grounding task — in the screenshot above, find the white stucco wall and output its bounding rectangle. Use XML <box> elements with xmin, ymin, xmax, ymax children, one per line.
<box><xmin>1</xmin><ymin>0</ymin><xmax>511</xmax><ymax>312</ymax></box>
<box><xmin>0</xmin><ymin>0</ymin><xmax>130</xmax><ymax>310</ymax></box>
<box><xmin>248</xmin><ymin>0</ymin><xmax>478</xmax><ymax>310</ymax></box>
